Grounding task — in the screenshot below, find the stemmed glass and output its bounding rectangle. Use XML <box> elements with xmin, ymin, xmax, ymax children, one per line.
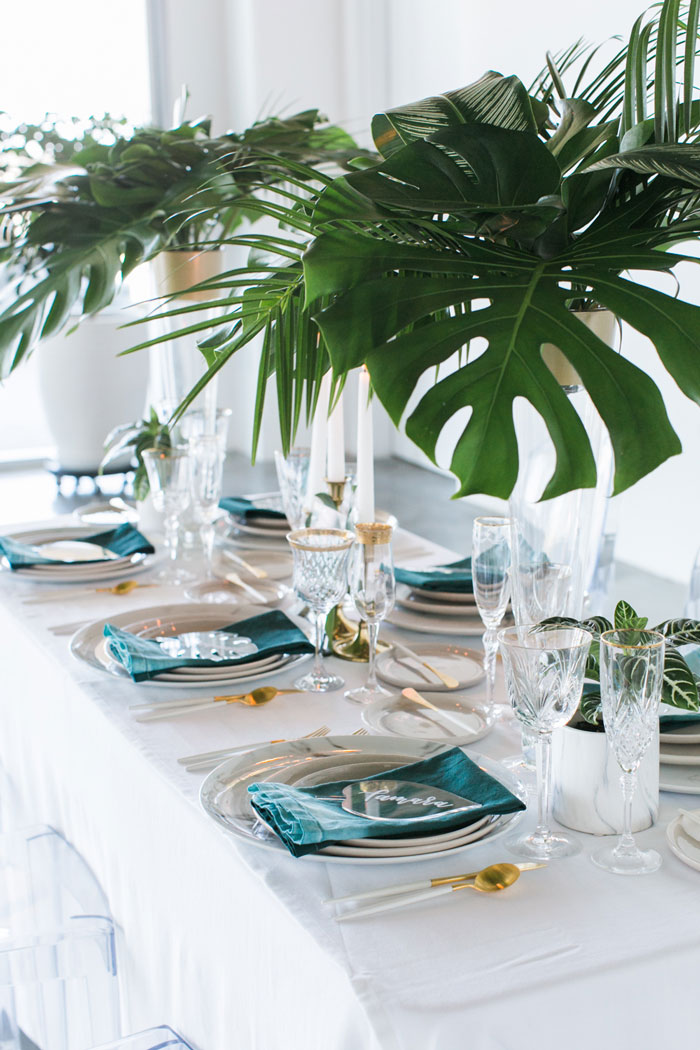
<box><xmin>472</xmin><ymin>516</ymin><xmax>512</xmax><ymax>719</ymax></box>
<box><xmin>345</xmin><ymin>523</ymin><xmax>396</xmax><ymax>704</ymax></box>
<box><xmin>188</xmin><ymin>434</ymin><xmax>226</xmax><ymax>600</ymax></box>
<box><xmin>274</xmin><ymin>448</ymin><xmax>310</xmax><ymax>530</ymax></box>
<box><xmin>142</xmin><ymin>447</ymin><xmax>194</xmax><ymax>584</ymax></box>
<box><xmin>499</xmin><ymin>626</ymin><xmax>592</xmax><ymax>860</ymax></box>
<box><xmin>287</xmin><ymin>528</ymin><xmax>354</xmax><ymax>691</ymax></box>
<box><xmin>592</xmin><ymin>629</ymin><xmax>665</xmax><ymax>875</ymax></box>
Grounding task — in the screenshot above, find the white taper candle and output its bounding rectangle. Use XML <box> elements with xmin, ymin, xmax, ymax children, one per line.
<box><xmin>355</xmin><ymin>366</ymin><xmax>375</xmax><ymax>521</ymax></box>
<box><xmin>305</xmin><ymin>372</ymin><xmax>331</xmax><ymax>508</ymax></box>
<box><xmin>326</xmin><ymin>385</ymin><xmax>346</xmax><ymax>483</ymax></box>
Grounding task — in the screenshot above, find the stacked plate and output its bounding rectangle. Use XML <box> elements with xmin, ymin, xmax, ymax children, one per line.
<box><xmin>660</xmin><ymin>721</ymin><xmax>700</xmax><ymax>794</ymax></box>
<box><xmin>219</xmin><ymin>493</ymin><xmax>291</xmax><ymax>553</ymax></box>
<box><xmin>0</xmin><ymin>525</ymin><xmax>152</xmax><ymax>584</ymax></box>
<box><xmin>387</xmin><ymin>582</ymin><xmax>484</xmax><ymax>636</ymax></box>
<box><xmin>70</xmin><ymin>602</ymin><xmax>311</xmax><ymax>689</ymax></box>
<box><xmin>200</xmin><ymin>736</ymin><xmax>523</xmax><ymax>865</ymax></box>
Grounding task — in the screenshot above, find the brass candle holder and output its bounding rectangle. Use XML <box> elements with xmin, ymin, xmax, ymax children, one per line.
<box><xmin>326</xmin><ymin>515</ymin><xmax>392</xmax><ymax>663</ymax></box>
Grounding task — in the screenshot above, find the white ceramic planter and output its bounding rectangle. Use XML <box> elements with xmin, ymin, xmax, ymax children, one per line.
<box><xmin>552</xmin><ymin>724</ymin><xmax>659</xmax><ymax>835</ymax></box>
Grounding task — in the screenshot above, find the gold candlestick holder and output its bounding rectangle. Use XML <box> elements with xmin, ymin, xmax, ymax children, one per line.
<box><xmin>325</xmin><ymin>517</ymin><xmax>392</xmax><ymax>663</ymax></box>
<box><xmin>325</xmin><ymin>477</ymin><xmax>347</xmax><ymax>510</ymax></box>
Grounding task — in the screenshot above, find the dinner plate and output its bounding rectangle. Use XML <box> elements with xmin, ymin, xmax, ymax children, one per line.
<box><xmin>362</xmin><ymin>692</ymin><xmax>491</xmax><ymax>746</ymax></box>
<box><xmin>386</xmin><ymin>605</ymin><xmax>485</xmax><ymax>636</ymax></box>
<box><xmin>186</xmin><ymin>577</ymin><xmax>288</xmax><ymax>606</ymax></box>
<box><xmin>200</xmin><ymin>737</ymin><xmax>523</xmax><ymax>864</ymax></box>
<box><xmin>408</xmin><ymin>587</ymin><xmax>476</xmax><ymax>605</ymax></box>
<box><xmin>659</xmin><ymin>764</ymin><xmax>700</xmax><ymax>794</ymax></box>
<box><xmin>376</xmin><ymin>643</ymin><xmax>484</xmax><ymax>691</ymax></box>
<box><xmin>659</xmin><ymin>743</ymin><xmax>700</xmax><ymax>766</ymax></box>
<box><xmin>660</xmin><ymin>723</ymin><xmax>700</xmax><ymax>745</ymax></box>
<box><xmin>71</xmin><ymin>603</ymin><xmax>311</xmax><ymax>688</ymax></box>
<box><xmin>227</xmin><ymin>519</ymin><xmax>292</xmax><ymax>539</ymax></box>
<box><xmin>666</xmin><ymin>813</ymin><xmax>700</xmax><ymax>871</ymax></box>
<box><xmin>396</xmin><ymin>586</ymin><xmax>476</xmax><ymax>616</ymax></box>
<box><xmin>2</xmin><ymin>526</ymin><xmax>152</xmax><ymax>581</ymax></box>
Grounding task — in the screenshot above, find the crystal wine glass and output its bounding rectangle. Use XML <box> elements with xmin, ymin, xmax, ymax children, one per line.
<box><xmin>499</xmin><ymin>625</ymin><xmax>592</xmax><ymax>860</ymax></box>
<box><xmin>287</xmin><ymin>528</ymin><xmax>354</xmax><ymax>691</ymax></box>
<box><xmin>188</xmin><ymin>434</ymin><xmax>226</xmax><ymax>601</ymax></box>
<box><xmin>345</xmin><ymin>522</ymin><xmax>395</xmax><ymax>704</ymax></box>
<box><xmin>142</xmin><ymin>447</ymin><xmax>194</xmax><ymax>585</ymax></box>
<box><xmin>472</xmin><ymin>516</ymin><xmax>512</xmax><ymax>719</ymax></box>
<box><xmin>274</xmin><ymin>447</ymin><xmax>310</xmax><ymax>530</ymax></box>
<box><xmin>592</xmin><ymin>629</ymin><xmax>665</xmax><ymax>876</ymax></box>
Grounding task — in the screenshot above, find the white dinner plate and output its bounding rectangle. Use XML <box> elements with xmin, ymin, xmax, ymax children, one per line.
<box><xmin>396</xmin><ymin>585</ymin><xmax>476</xmax><ymax>616</ymax></box>
<box><xmin>659</xmin><ymin>764</ymin><xmax>700</xmax><ymax>794</ymax></box>
<box><xmin>386</xmin><ymin>605</ymin><xmax>485</xmax><ymax>636</ymax></box>
<box><xmin>200</xmin><ymin>737</ymin><xmax>523</xmax><ymax>864</ymax></box>
<box><xmin>3</xmin><ymin>525</ymin><xmax>152</xmax><ymax>582</ymax></box>
<box><xmin>666</xmin><ymin>813</ymin><xmax>700</xmax><ymax>870</ymax></box>
<box><xmin>71</xmin><ymin>603</ymin><xmax>311</xmax><ymax>688</ymax></box>
<box><xmin>408</xmin><ymin>587</ymin><xmax>476</xmax><ymax>605</ymax></box>
<box><xmin>659</xmin><ymin>743</ymin><xmax>700</xmax><ymax>766</ymax></box>
<box><xmin>362</xmin><ymin>691</ymin><xmax>491</xmax><ymax>746</ymax></box>
<box><xmin>226</xmin><ymin>518</ymin><xmax>291</xmax><ymax>539</ymax></box>
<box><xmin>660</xmin><ymin>723</ymin><xmax>700</xmax><ymax>745</ymax></box>
<box><xmin>376</xmin><ymin>643</ymin><xmax>484</xmax><ymax>691</ymax></box>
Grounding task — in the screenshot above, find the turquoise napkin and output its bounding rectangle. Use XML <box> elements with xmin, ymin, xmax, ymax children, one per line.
<box><xmin>248</xmin><ymin>746</ymin><xmax>525</xmax><ymax>858</ymax></box>
<box><xmin>660</xmin><ymin>713</ymin><xmax>700</xmax><ymax>731</ymax></box>
<box><xmin>0</xmin><ymin>523</ymin><xmax>154</xmax><ymax>569</ymax></box>
<box><xmin>394</xmin><ymin>556</ymin><xmax>473</xmax><ymax>594</ymax></box>
<box><xmin>219</xmin><ymin>497</ymin><xmax>286</xmax><ymax>521</ymax></box>
<box><xmin>104</xmin><ymin>609</ymin><xmax>313</xmax><ymax>682</ymax></box>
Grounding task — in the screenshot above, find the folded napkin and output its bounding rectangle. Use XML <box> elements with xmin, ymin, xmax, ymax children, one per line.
<box><xmin>104</xmin><ymin>609</ymin><xmax>313</xmax><ymax>682</ymax></box>
<box><xmin>660</xmin><ymin>712</ymin><xmax>700</xmax><ymax>731</ymax></box>
<box><xmin>394</xmin><ymin>556</ymin><xmax>473</xmax><ymax>594</ymax></box>
<box><xmin>248</xmin><ymin>746</ymin><xmax>525</xmax><ymax>857</ymax></box>
<box><xmin>219</xmin><ymin>497</ymin><xmax>287</xmax><ymax>522</ymax></box>
<box><xmin>0</xmin><ymin>523</ymin><xmax>154</xmax><ymax>570</ymax></box>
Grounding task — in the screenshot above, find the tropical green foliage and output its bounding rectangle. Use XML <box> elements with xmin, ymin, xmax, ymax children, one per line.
<box><xmin>126</xmin><ymin>0</ymin><xmax>700</xmax><ymax>501</ymax></box>
<box><xmin>0</xmin><ymin>109</ymin><xmax>366</xmax><ymax>378</ymax></box>
<box><xmin>535</xmin><ymin>599</ymin><xmax>700</xmax><ymax>728</ymax></box>
<box><xmin>100</xmin><ymin>407</ymin><xmax>171</xmax><ymax>501</ymax></box>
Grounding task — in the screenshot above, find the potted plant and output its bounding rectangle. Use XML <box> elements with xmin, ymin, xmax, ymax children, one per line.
<box><xmin>537</xmin><ymin>600</ymin><xmax>700</xmax><ymax>834</ymax></box>
<box><xmin>127</xmin><ymin>0</ymin><xmax>700</xmax><ymax>506</ymax></box>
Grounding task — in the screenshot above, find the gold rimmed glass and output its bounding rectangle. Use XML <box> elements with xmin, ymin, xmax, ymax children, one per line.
<box><xmin>592</xmin><ymin>629</ymin><xmax>665</xmax><ymax>876</ymax></box>
<box><xmin>287</xmin><ymin>528</ymin><xmax>354</xmax><ymax>691</ymax></box>
<box><xmin>345</xmin><ymin>523</ymin><xmax>396</xmax><ymax>705</ymax></box>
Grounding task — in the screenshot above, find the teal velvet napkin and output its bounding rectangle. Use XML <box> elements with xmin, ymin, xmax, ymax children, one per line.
<box><xmin>394</xmin><ymin>556</ymin><xmax>473</xmax><ymax>594</ymax></box>
<box><xmin>660</xmin><ymin>712</ymin><xmax>700</xmax><ymax>731</ymax></box>
<box><xmin>248</xmin><ymin>746</ymin><xmax>525</xmax><ymax>858</ymax></box>
<box><xmin>219</xmin><ymin>497</ymin><xmax>287</xmax><ymax>521</ymax></box>
<box><xmin>104</xmin><ymin>609</ymin><xmax>313</xmax><ymax>682</ymax></box>
<box><xmin>0</xmin><ymin>523</ymin><xmax>154</xmax><ymax>570</ymax></box>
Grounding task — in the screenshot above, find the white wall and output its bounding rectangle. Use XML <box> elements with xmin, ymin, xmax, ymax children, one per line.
<box><xmin>148</xmin><ymin>0</ymin><xmax>700</xmax><ymax>583</ymax></box>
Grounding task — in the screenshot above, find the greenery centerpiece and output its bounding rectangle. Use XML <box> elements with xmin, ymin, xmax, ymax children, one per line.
<box><xmin>115</xmin><ymin>0</ymin><xmax>700</xmax><ymax>507</ymax></box>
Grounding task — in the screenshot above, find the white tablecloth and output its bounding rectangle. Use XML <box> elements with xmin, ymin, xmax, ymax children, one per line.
<box><xmin>1</xmin><ymin>522</ymin><xmax>700</xmax><ymax>1050</ymax></box>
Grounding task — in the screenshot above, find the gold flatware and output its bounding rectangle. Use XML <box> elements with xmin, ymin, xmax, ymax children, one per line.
<box><xmin>181</xmin><ymin>726</ymin><xmax>366</xmax><ymax>772</ymax></box>
<box><xmin>335</xmin><ymin>863</ymin><xmax>532</xmax><ymax>922</ymax></box>
<box><xmin>224</xmin><ymin>571</ymin><xmax>268</xmax><ymax>603</ymax></box>
<box><xmin>401</xmin><ymin>687</ymin><xmax>476</xmax><ymax>733</ymax></box>
<box><xmin>23</xmin><ymin>580</ymin><xmax>156</xmax><ymax>604</ymax></box>
<box><xmin>221</xmin><ymin>548</ymin><xmax>268</xmax><ymax>580</ymax></box>
<box><xmin>328</xmin><ymin>862</ymin><xmax>543</xmax><ymax>905</ymax></box>
<box><xmin>392</xmin><ymin>642</ymin><xmax>459</xmax><ymax>689</ymax></box>
<box><xmin>133</xmin><ymin>686</ymin><xmax>302</xmax><ymax>721</ymax></box>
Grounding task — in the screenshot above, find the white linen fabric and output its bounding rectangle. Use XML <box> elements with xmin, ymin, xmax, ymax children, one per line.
<box><xmin>1</xmin><ymin>520</ymin><xmax>699</xmax><ymax>1050</ymax></box>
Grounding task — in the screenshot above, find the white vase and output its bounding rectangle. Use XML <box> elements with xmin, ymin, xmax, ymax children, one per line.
<box><xmin>552</xmin><ymin>724</ymin><xmax>659</xmax><ymax>835</ymax></box>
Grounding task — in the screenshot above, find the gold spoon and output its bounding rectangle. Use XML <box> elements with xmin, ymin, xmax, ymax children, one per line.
<box><xmin>96</xmin><ymin>580</ymin><xmax>155</xmax><ymax>595</ymax></box>
<box><xmin>337</xmin><ymin>863</ymin><xmax>523</xmax><ymax>921</ymax></box>
<box><xmin>131</xmin><ymin>686</ymin><xmax>302</xmax><ymax>719</ymax></box>
<box><xmin>23</xmin><ymin>579</ymin><xmax>155</xmax><ymax>604</ymax></box>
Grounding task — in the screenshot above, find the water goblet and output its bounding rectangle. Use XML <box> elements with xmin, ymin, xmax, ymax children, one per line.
<box><xmin>274</xmin><ymin>447</ymin><xmax>310</xmax><ymax>529</ymax></box>
<box><xmin>287</xmin><ymin>528</ymin><xmax>354</xmax><ymax>691</ymax></box>
<box><xmin>188</xmin><ymin>435</ymin><xmax>226</xmax><ymax>601</ymax></box>
<box><xmin>472</xmin><ymin>516</ymin><xmax>512</xmax><ymax>719</ymax></box>
<box><xmin>142</xmin><ymin>447</ymin><xmax>194</xmax><ymax>585</ymax></box>
<box><xmin>345</xmin><ymin>523</ymin><xmax>396</xmax><ymax>705</ymax></box>
<box><xmin>591</xmin><ymin>629</ymin><xmax>665</xmax><ymax>876</ymax></box>
<box><xmin>499</xmin><ymin>625</ymin><xmax>592</xmax><ymax>860</ymax></box>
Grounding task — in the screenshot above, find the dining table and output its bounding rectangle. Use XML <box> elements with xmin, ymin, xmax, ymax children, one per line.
<box><xmin>1</xmin><ymin>515</ymin><xmax>699</xmax><ymax>1050</ymax></box>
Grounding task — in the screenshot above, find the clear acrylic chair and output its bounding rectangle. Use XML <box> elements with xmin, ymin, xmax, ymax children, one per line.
<box><xmin>0</xmin><ymin>825</ymin><xmax>121</xmax><ymax>1050</ymax></box>
<box><xmin>87</xmin><ymin>1027</ymin><xmax>195</xmax><ymax>1050</ymax></box>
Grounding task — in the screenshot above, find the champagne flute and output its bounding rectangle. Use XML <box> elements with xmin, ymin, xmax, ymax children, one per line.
<box><xmin>142</xmin><ymin>447</ymin><xmax>194</xmax><ymax>585</ymax></box>
<box><xmin>287</xmin><ymin>528</ymin><xmax>354</xmax><ymax>691</ymax></box>
<box><xmin>274</xmin><ymin>447</ymin><xmax>310</xmax><ymax>529</ymax></box>
<box><xmin>499</xmin><ymin>625</ymin><xmax>591</xmax><ymax>860</ymax></box>
<box><xmin>345</xmin><ymin>523</ymin><xmax>395</xmax><ymax>704</ymax></box>
<box><xmin>472</xmin><ymin>516</ymin><xmax>512</xmax><ymax>719</ymax></box>
<box><xmin>592</xmin><ymin>629</ymin><xmax>665</xmax><ymax>875</ymax></box>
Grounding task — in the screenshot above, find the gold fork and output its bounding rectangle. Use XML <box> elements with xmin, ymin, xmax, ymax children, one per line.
<box><xmin>182</xmin><ymin>726</ymin><xmax>366</xmax><ymax>771</ymax></box>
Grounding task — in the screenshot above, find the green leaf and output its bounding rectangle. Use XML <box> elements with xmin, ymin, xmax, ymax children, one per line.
<box><xmin>580</xmin><ymin>689</ymin><xmax>604</xmax><ymax>726</ymax></box>
<box><xmin>371</xmin><ymin>72</ymin><xmax>540</xmax><ymax>157</ymax></box>
<box><xmin>614</xmin><ymin>599</ymin><xmax>648</xmax><ymax>629</ymax></box>
<box><xmin>663</xmin><ymin>646</ymin><xmax>700</xmax><ymax>710</ymax></box>
<box><xmin>583</xmin><ymin>144</ymin><xmax>700</xmax><ymax>187</ymax></box>
<box><xmin>655</xmin><ymin>618</ymin><xmax>700</xmax><ymax>645</ymax></box>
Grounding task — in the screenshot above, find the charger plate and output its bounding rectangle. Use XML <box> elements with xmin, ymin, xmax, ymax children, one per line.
<box><xmin>70</xmin><ymin>603</ymin><xmax>311</xmax><ymax>689</ymax></box>
<box><xmin>200</xmin><ymin>736</ymin><xmax>523</xmax><ymax>864</ymax></box>
<box><xmin>377</xmin><ymin>642</ymin><xmax>484</xmax><ymax>692</ymax></box>
<box><xmin>362</xmin><ymin>692</ymin><xmax>491</xmax><ymax>746</ymax></box>
<box><xmin>2</xmin><ymin>525</ymin><xmax>152</xmax><ymax>582</ymax></box>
